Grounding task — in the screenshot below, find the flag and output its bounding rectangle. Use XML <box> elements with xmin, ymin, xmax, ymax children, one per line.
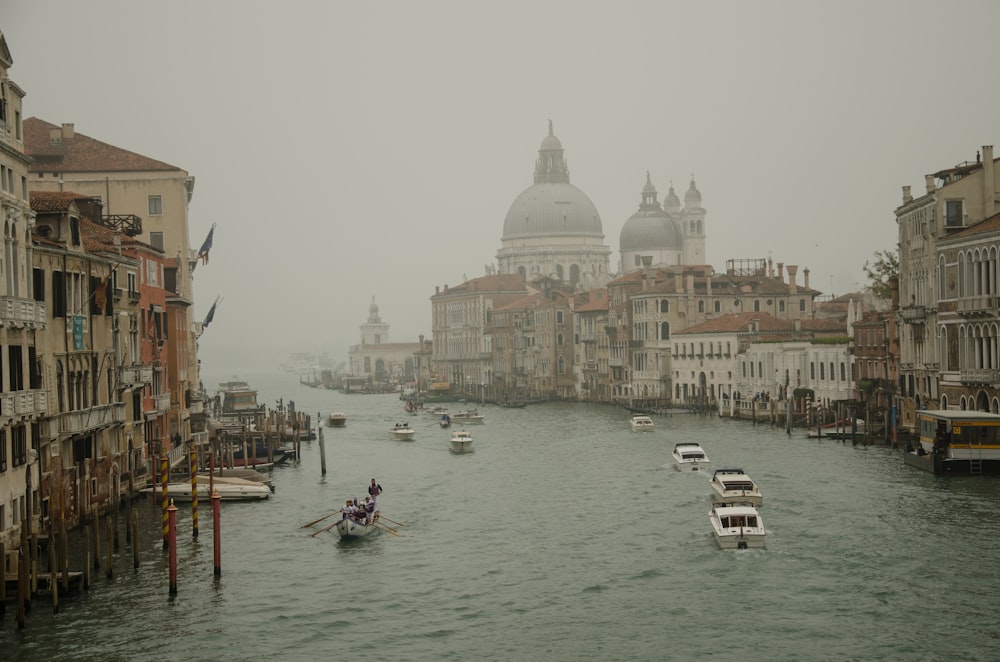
<box><xmin>197</xmin><ymin>224</ymin><xmax>215</xmax><ymax>265</ymax></box>
<box><xmin>201</xmin><ymin>296</ymin><xmax>221</xmax><ymax>332</ymax></box>
<box><xmin>94</xmin><ymin>274</ymin><xmax>109</xmax><ymax>311</ymax></box>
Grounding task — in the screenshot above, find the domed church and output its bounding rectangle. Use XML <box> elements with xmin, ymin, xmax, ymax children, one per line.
<box><xmin>497</xmin><ymin>121</ymin><xmax>611</xmax><ymax>290</ymax></box>
<box><xmin>619</xmin><ymin>175</ymin><xmax>706</xmax><ymax>273</ymax></box>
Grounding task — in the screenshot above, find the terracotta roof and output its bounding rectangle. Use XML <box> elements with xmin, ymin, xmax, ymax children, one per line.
<box><xmin>433</xmin><ymin>274</ymin><xmax>526</xmax><ymax>297</ymax></box>
<box><xmin>676</xmin><ymin>312</ymin><xmax>846</xmax><ymax>336</ymax></box>
<box><xmin>24</xmin><ymin>118</ymin><xmax>181</xmax><ymax>173</ymax></box>
<box><xmin>940</xmin><ymin>211</ymin><xmax>1000</xmax><ymax>241</ymax></box>
<box><xmin>573</xmin><ymin>288</ymin><xmax>609</xmax><ymax>313</ymax></box>
<box><xmin>29</xmin><ymin>190</ymin><xmax>94</xmax><ymax>213</ymax></box>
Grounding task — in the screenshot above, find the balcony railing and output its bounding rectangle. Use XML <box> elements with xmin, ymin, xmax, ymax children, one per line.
<box><xmin>960</xmin><ymin>369</ymin><xmax>1000</xmax><ymax>385</ymax></box>
<box><xmin>56</xmin><ymin>402</ymin><xmax>127</xmax><ymax>436</ymax></box>
<box><xmin>118</xmin><ymin>364</ymin><xmax>154</xmax><ymax>387</ymax></box>
<box><xmin>0</xmin><ymin>296</ymin><xmax>46</xmax><ymax>326</ymax></box>
<box><xmin>154</xmin><ymin>393</ymin><xmax>171</xmax><ymax>413</ymax></box>
<box><xmin>899</xmin><ymin>305</ymin><xmax>927</xmax><ymax>323</ymax></box>
<box><xmin>957</xmin><ymin>296</ymin><xmax>1000</xmax><ymax>317</ymax></box>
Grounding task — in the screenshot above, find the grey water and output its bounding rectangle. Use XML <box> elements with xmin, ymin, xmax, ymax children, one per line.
<box><xmin>3</xmin><ymin>370</ymin><xmax>1000</xmax><ymax>661</ymax></box>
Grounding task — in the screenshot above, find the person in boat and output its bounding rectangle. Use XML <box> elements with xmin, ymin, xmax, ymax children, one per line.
<box><xmin>342</xmin><ymin>499</ymin><xmax>355</xmax><ymax>521</ymax></box>
<box><xmin>369</xmin><ymin>479</ymin><xmax>382</xmax><ymax>498</ymax></box>
<box><xmin>364</xmin><ymin>496</ymin><xmax>375</xmax><ymax>524</ymax></box>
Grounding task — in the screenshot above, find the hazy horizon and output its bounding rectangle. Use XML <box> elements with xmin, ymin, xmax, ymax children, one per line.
<box><xmin>6</xmin><ymin>0</ymin><xmax>1000</xmax><ymax>376</ymax></box>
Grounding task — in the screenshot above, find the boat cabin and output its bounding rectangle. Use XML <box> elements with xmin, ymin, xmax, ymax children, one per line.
<box><xmin>718</xmin><ymin>513</ymin><xmax>758</xmax><ymax>528</ymax></box>
<box><xmin>908</xmin><ymin>410</ymin><xmax>1000</xmax><ymax>475</ymax></box>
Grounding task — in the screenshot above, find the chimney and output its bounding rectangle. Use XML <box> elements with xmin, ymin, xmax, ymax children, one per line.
<box><xmin>786</xmin><ymin>265</ymin><xmax>798</xmax><ymax>294</ymax></box>
<box><xmin>777</xmin><ymin>262</ymin><xmax>784</xmax><ymax>282</ymax></box>
<box><xmin>686</xmin><ymin>273</ymin><xmax>695</xmax><ymax>295</ymax></box>
<box><xmin>706</xmin><ymin>273</ymin><xmax>712</xmax><ymax>297</ymax></box>
<box><xmin>803</xmin><ymin>268</ymin><xmax>810</xmax><ymax>290</ymax></box>
<box><xmin>925</xmin><ymin>174</ymin><xmax>936</xmax><ymax>194</ymax></box>
<box><xmin>435</xmin><ymin>286</ymin><xmax>440</xmax><ymax>295</ymax></box>
<box><xmin>61</xmin><ymin>123</ymin><xmax>75</xmax><ymax>140</ymax></box>
<box><xmin>902</xmin><ymin>185</ymin><xmax>912</xmax><ymax>204</ymax></box>
<box><xmin>983</xmin><ymin>145</ymin><xmax>995</xmax><ymax>216</ymax></box>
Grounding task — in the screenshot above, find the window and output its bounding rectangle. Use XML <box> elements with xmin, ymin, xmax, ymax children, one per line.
<box><xmin>779</xmin><ymin>300</ymin><xmax>785</xmax><ymax>312</ymax></box>
<box><xmin>799</xmin><ymin>299</ymin><xmax>806</xmax><ymax>312</ymax></box>
<box><xmin>148</xmin><ymin>195</ymin><xmax>163</xmax><ymax>215</ymax></box>
<box><xmin>11</xmin><ymin>427</ymin><xmax>26</xmax><ymax>467</ymax></box>
<box><xmin>714</xmin><ymin>301</ymin><xmax>720</xmax><ymax>313</ymax></box>
<box><xmin>556</xmin><ymin>311</ymin><xmax>564</xmax><ymax>324</ymax></box>
<box><xmin>150</xmin><ymin>231</ymin><xmax>164</xmax><ymax>251</ymax></box>
<box><xmin>945</xmin><ymin>200</ymin><xmax>963</xmax><ymax>227</ymax></box>
<box><xmin>0</xmin><ymin>430</ymin><xmax>6</xmax><ymax>472</ymax></box>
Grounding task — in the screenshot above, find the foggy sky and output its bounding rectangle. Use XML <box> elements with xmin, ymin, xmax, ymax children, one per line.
<box><xmin>5</xmin><ymin>0</ymin><xmax>999</xmax><ymax>375</ymax></box>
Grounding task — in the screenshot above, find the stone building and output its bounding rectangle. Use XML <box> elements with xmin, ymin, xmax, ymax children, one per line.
<box><xmin>895</xmin><ymin>144</ymin><xmax>1000</xmax><ymax>430</ymax></box>
<box><xmin>347</xmin><ymin>298</ymin><xmax>422</xmax><ymax>387</ymax></box>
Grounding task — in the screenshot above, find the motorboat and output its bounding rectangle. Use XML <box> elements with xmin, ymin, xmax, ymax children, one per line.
<box><xmin>404</xmin><ymin>401</ymin><xmax>419</xmax><ymax>415</ymax></box>
<box><xmin>450</xmin><ymin>429</ymin><xmax>474</xmax><ymax>453</ymax></box>
<box><xmin>451</xmin><ymin>409</ymin><xmax>485</xmax><ymax>424</ymax></box>
<box><xmin>439</xmin><ymin>414</ymin><xmax>451</xmax><ymax>428</ymax></box>
<box><xmin>630</xmin><ymin>415</ymin><xmax>655</xmax><ymax>432</ymax></box>
<box><xmin>672</xmin><ymin>443</ymin><xmax>710</xmax><ymax>471</ymax></box>
<box><xmin>390</xmin><ymin>423</ymin><xmax>416</xmax><ymax>440</ymax></box>
<box><xmin>708</xmin><ymin>504</ymin><xmax>766</xmax><ymax>549</ymax></box>
<box><xmin>708</xmin><ymin>468</ymin><xmax>763</xmax><ymax>507</ymax></box>
<box><xmin>141</xmin><ymin>478</ymin><xmax>270</xmax><ymax>502</ymax></box>
<box><xmin>327</xmin><ymin>412</ymin><xmax>347</xmax><ymax>427</ymax></box>
<box><xmin>426</xmin><ymin>406</ymin><xmax>449</xmax><ymax>416</ymax></box>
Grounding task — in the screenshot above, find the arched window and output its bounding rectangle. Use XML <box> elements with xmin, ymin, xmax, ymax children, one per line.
<box><xmin>779</xmin><ymin>301</ymin><xmax>785</xmax><ymax>313</ymax></box>
<box><xmin>754</xmin><ymin>300</ymin><xmax>760</xmax><ymax>312</ymax></box>
<box><xmin>569</xmin><ymin>264</ymin><xmax>580</xmax><ymax>288</ymax></box>
<box><xmin>714</xmin><ymin>301</ymin><xmax>720</xmax><ymax>313</ymax></box>
<box><xmin>660</xmin><ymin>321</ymin><xmax>670</xmax><ymax>340</ymax></box>
<box><xmin>698</xmin><ymin>300</ymin><xmax>705</xmax><ymax>313</ymax></box>
<box><xmin>660</xmin><ymin>299</ymin><xmax>669</xmax><ymax>313</ymax></box>
<box><xmin>557</xmin><ymin>356</ymin><xmax>565</xmax><ymax>374</ymax></box>
<box><xmin>517</xmin><ymin>266</ymin><xmax>526</xmax><ymax>280</ymax></box>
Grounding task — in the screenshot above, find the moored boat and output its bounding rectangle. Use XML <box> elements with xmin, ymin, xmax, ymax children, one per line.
<box><xmin>450</xmin><ymin>429</ymin><xmax>474</xmax><ymax>453</ymax></box>
<box><xmin>672</xmin><ymin>442</ymin><xmax>710</xmax><ymax>471</ymax></box>
<box><xmin>905</xmin><ymin>409</ymin><xmax>1000</xmax><ymax>475</ymax></box>
<box><xmin>708</xmin><ymin>503</ymin><xmax>766</xmax><ymax>549</ymax></box>
<box><xmin>630</xmin><ymin>415</ymin><xmax>655</xmax><ymax>432</ymax></box>
<box><xmin>708</xmin><ymin>468</ymin><xmax>763</xmax><ymax>507</ymax></box>
<box><xmin>327</xmin><ymin>412</ymin><xmax>347</xmax><ymax>427</ymax></box>
<box><xmin>141</xmin><ymin>479</ymin><xmax>270</xmax><ymax>502</ymax></box>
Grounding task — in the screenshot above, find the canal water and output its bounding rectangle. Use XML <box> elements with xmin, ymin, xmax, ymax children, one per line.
<box><xmin>3</xmin><ymin>370</ymin><xmax>1000</xmax><ymax>661</ymax></box>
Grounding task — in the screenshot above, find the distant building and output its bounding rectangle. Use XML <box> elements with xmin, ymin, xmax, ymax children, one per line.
<box><xmin>347</xmin><ymin>298</ymin><xmax>422</xmax><ymax>386</ymax></box>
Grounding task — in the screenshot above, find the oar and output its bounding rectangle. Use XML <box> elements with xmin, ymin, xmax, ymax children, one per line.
<box><xmin>377</xmin><ymin>515</ymin><xmax>405</xmax><ymax>527</ymax></box>
<box><xmin>311</xmin><ymin>520</ymin><xmax>340</xmax><ymax>537</ymax></box>
<box><xmin>301</xmin><ymin>512</ymin><xmax>338</xmax><ymax>528</ymax></box>
<box><xmin>374</xmin><ymin>521</ymin><xmax>403</xmax><ymax>537</ymax></box>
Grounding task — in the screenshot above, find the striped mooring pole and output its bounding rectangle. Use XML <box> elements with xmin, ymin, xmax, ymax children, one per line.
<box><xmin>190</xmin><ymin>446</ymin><xmax>199</xmax><ymax>539</ymax></box>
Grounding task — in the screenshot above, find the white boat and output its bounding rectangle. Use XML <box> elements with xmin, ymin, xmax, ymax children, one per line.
<box><xmin>708</xmin><ymin>468</ymin><xmax>763</xmax><ymax>507</ymax></box>
<box><xmin>450</xmin><ymin>429</ymin><xmax>474</xmax><ymax>453</ymax></box>
<box><xmin>708</xmin><ymin>504</ymin><xmax>766</xmax><ymax>549</ymax></box>
<box><xmin>630</xmin><ymin>415</ymin><xmax>655</xmax><ymax>432</ymax></box>
<box><xmin>333</xmin><ymin>517</ymin><xmax>379</xmax><ymax>540</ymax></box>
<box><xmin>390</xmin><ymin>423</ymin><xmax>415</xmax><ymax>440</ymax></box>
<box><xmin>672</xmin><ymin>443</ymin><xmax>710</xmax><ymax>471</ymax></box>
<box><xmin>439</xmin><ymin>414</ymin><xmax>451</xmax><ymax>428</ymax></box>
<box><xmin>426</xmin><ymin>406</ymin><xmax>449</xmax><ymax>416</ymax></box>
<box><xmin>141</xmin><ymin>478</ymin><xmax>270</xmax><ymax>502</ymax></box>
<box><xmin>451</xmin><ymin>409</ymin><xmax>484</xmax><ymax>424</ymax></box>
<box><xmin>327</xmin><ymin>412</ymin><xmax>347</xmax><ymax>427</ymax></box>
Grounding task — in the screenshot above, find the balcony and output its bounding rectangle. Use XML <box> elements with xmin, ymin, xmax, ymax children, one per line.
<box><xmin>0</xmin><ymin>296</ymin><xmax>46</xmax><ymax>327</ymax></box>
<box><xmin>960</xmin><ymin>369</ymin><xmax>1000</xmax><ymax>385</ymax></box>
<box><xmin>118</xmin><ymin>364</ymin><xmax>154</xmax><ymax>387</ymax></box>
<box><xmin>899</xmin><ymin>305</ymin><xmax>927</xmax><ymax>324</ymax></box>
<box><xmin>957</xmin><ymin>296</ymin><xmax>1000</xmax><ymax>317</ymax></box>
<box><xmin>56</xmin><ymin>402</ymin><xmax>127</xmax><ymax>436</ymax></box>
<box><xmin>154</xmin><ymin>393</ymin><xmax>171</xmax><ymax>413</ymax></box>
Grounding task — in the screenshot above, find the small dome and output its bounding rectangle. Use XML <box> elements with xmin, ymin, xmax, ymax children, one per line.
<box><xmin>540</xmin><ymin>133</ymin><xmax>563</xmax><ymax>151</ymax></box>
<box><xmin>685</xmin><ymin>178</ymin><xmax>702</xmax><ymax>204</ymax></box>
<box><xmin>619</xmin><ymin>210</ymin><xmax>682</xmax><ymax>252</ymax></box>
<box><xmin>664</xmin><ymin>185</ymin><xmax>681</xmax><ymax>212</ymax></box>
